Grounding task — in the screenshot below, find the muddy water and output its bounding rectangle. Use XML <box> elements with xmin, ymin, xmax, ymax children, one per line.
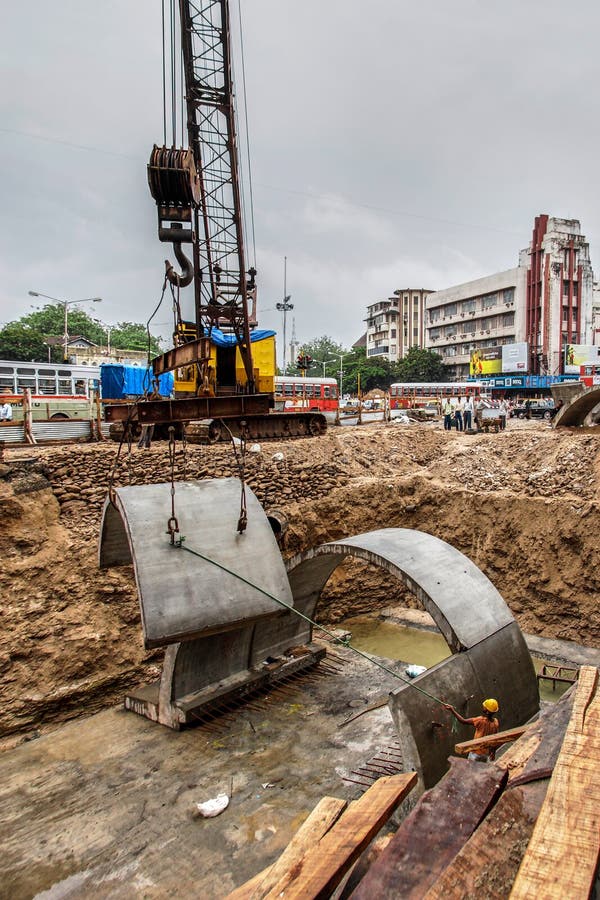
<box><xmin>341</xmin><ymin>615</ymin><xmax>570</xmax><ymax>704</ymax></box>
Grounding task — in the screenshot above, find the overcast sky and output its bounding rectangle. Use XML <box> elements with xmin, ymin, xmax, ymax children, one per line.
<box><xmin>2</xmin><ymin>0</ymin><xmax>600</xmax><ymax>360</ymax></box>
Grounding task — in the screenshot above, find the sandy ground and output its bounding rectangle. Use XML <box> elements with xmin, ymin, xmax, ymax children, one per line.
<box><xmin>1</xmin><ymin>416</ymin><xmax>599</xmax><ymax>747</ymax></box>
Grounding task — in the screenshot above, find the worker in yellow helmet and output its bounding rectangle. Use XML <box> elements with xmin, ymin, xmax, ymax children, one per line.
<box><xmin>443</xmin><ymin>699</ymin><xmax>500</xmax><ymax>762</ymax></box>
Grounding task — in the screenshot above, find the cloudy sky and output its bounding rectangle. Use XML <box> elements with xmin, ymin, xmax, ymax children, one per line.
<box><xmin>2</xmin><ymin>0</ymin><xmax>600</xmax><ymax>361</ymax></box>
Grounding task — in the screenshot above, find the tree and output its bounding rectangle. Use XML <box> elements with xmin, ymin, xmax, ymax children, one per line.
<box><xmin>296</xmin><ymin>336</ymin><xmax>346</xmax><ymax>377</ymax></box>
<box><xmin>0</xmin><ymin>304</ymin><xmax>162</xmax><ymax>360</ymax></box>
<box><xmin>0</xmin><ymin>322</ymin><xmax>49</xmax><ymax>362</ymax></box>
<box><xmin>392</xmin><ymin>347</ymin><xmax>450</xmax><ymax>382</ymax></box>
<box><xmin>110</xmin><ymin>322</ymin><xmax>160</xmax><ymax>355</ymax></box>
<box><xmin>342</xmin><ymin>347</ymin><xmax>394</xmax><ymax>395</ymax></box>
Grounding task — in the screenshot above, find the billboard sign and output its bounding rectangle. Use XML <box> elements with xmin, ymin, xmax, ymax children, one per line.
<box><xmin>470</xmin><ymin>347</ymin><xmax>501</xmax><ymax>376</ymax></box>
<box><xmin>471</xmin><ymin>342</ymin><xmax>530</xmax><ymax>377</ymax></box>
<box><xmin>564</xmin><ymin>344</ymin><xmax>600</xmax><ymax>375</ymax></box>
<box><xmin>502</xmin><ymin>342</ymin><xmax>528</xmax><ymax>373</ymax></box>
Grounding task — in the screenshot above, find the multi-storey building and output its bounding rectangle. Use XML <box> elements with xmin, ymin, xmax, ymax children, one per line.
<box><xmin>426</xmin><ymin>269</ymin><xmax>524</xmax><ymax>379</ymax></box>
<box><xmin>365</xmin><ymin>288</ymin><xmax>432</xmax><ymax>361</ymax></box>
<box><xmin>424</xmin><ymin>216</ymin><xmax>595</xmax><ymax>379</ymax></box>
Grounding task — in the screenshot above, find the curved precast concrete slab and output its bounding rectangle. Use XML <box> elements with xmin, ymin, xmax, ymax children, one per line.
<box><xmin>555</xmin><ymin>385</ymin><xmax>600</xmax><ymax>426</ymax></box>
<box><xmin>99</xmin><ymin>478</ymin><xmax>292</xmax><ymax>648</ymax></box>
<box><xmin>286</xmin><ymin>528</ymin><xmax>514</xmax><ymax>653</ymax></box>
<box><xmin>286</xmin><ymin>527</ymin><xmax>539</xmax><ymax>789</ymax></box>
<box><xmin>389</xmin><ymin>621</ymin><xmax>538</xmax><ymax>789</ymax></box>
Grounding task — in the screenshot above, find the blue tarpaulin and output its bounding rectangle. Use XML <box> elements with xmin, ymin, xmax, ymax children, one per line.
<box><xmin>100</xmin><ymin>364</ymin><xmax>174</xmax><ymax>400</ymax></box>
<box><xmin>205</xmin><ymin>327</ymin><xmax>275</xmax><ymax>347</ymax></box>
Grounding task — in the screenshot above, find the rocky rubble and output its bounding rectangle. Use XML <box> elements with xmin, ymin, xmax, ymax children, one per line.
<box><xmin>1</xmin><ymin>419</ymin><xmax>599</xmax><ymax>745</ymax></box>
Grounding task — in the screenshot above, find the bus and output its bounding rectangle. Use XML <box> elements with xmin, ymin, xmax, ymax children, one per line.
<box><xmin>580</xmin><ymin>364</ymin><xmax>600</xmax><ymax>387</ymax></box>
<box><xmin>389</xmin><ymin>381</ymin><xmax>484</xmax><ymax>410</ymax></box>
<box><xmin>274</xmin><ymin>376</ymin><xmax>339</xmax><ymax>412</ymax></box>
<box><xmin>0</xmin><ymin>360</ymin><xmax>99</xmax><ymax>421</ymax></box>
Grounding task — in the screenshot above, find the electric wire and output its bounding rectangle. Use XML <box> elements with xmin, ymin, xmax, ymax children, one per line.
<box><xmin>175</xmin><ymin>541</ymin><xmax>452</xmax><ymax>708</ymax></box>
<box><xmin>161</xmin><ymin>0</ymin><xmax>167</xmax><ymax>145</ymax></box>
<box><xmin>236</xmin><ymin>0</ymin><xmax>257</xmax><ymax>267</ymax></box>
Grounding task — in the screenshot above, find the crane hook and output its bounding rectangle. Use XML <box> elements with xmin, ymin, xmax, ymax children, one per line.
<box><xmin>165</xmin><ymin>242</ymin><xmax>194</xmax><ymax>287</ymax></box>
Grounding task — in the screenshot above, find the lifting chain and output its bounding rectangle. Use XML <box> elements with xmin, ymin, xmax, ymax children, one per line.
<box><xmin>221</xmin><ymin>420</ymin><xmax>248</xmax><ymax>533</ymax></box>
<box><xmin>166</xmin><ymin>426</ymin><xmax>182</xmax><ymax>545</ymax></box>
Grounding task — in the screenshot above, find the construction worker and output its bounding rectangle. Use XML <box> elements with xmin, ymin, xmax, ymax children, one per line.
<box><xmin>443</xmin><ymin>698</ymin><xmax>499</xmax><ymax>762</ymax></box>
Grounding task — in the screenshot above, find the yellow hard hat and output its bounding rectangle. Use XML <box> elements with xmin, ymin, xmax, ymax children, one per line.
<box><xmin>483</xmin><ymin>698</ymin><xmax>499</xmax><ymax>713</ymax></box>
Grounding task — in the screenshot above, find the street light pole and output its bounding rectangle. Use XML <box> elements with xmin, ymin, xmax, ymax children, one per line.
<box><xmin>28</xmin><ymin>291</ymin><xmax>102</xmax><ymax>362</ymax></box>
<box><xmin>275</xmin><ymin>257</ymin><xmax>294</xmax><ymax>373</ymax></box>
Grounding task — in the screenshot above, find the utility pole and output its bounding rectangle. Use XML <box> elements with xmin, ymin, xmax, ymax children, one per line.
<box><xmin>289</xmin><ymin>317</ymin><xmax>298</xmax><ymax>372</ymax></box>
<box><xmin>276</xmin><ymin>257</ymin><xmax>294</xmax><ymax>373</ymax></box>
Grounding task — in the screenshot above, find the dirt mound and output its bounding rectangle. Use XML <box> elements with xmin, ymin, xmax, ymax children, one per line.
<box><xmin>1</xmin><ymin>419</ymin><xmax>599</xmax><ymax>746</ymax></box>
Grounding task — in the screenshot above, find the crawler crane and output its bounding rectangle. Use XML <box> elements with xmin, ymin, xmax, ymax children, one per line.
<box><xmin>105</xmin><ymin>0</ymin><xmax>327</xmax><ymax>442</ymax></box>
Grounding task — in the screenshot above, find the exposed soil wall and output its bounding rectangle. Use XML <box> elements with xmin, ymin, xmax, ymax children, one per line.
<box><xmin>1</xmin><ymin>421</ymin><xmax>598</xmax><ymax>746</ymax></box>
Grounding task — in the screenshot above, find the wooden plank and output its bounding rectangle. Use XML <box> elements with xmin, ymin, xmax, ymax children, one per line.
<box><xmin>510</xmin><ymin>665</ymin><xmax>600</xmax><ymax>900</ymax></box>
<box><xmin>226</xmin><ymin>796</ymin><xmax>347</xmax><ymax>900</ymax></box>
<box><xmin>263</xmin><ymin>773</ymin><xmax>417</xmax><ymax>900</ymax></box>
<box><xmin>351</xmin><ymin>758</ymin><xmax>507</xmax><ymax>899</ymax></box>
<box><xmin>424</xmin><ymin>686</ymin><xmax>575</xmax><ymax>900</ymax></box>
<box><xmin>454</xmin><ymin>725</ymin><xmax>529</xmax><ymax>756</ymax></box>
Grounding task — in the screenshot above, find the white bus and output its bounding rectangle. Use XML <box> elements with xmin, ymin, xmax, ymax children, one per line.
<box><xmin>0</xmin><ymin>360</ymin><xmax>100</xmax><ymax>421</ymax></box>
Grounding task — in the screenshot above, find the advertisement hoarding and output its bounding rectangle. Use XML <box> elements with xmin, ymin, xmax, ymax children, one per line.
<box><xmin>470</xmin><ymin>347</ymin><xmax>501</xmax><ymax>377</ymax></box>
<box><xmin>502</xmin><ymin>342</ymin><xmax>528</xmax><ymax>373</ymax></box>
<box><xmin>564</xmin><ymin>344</ymin><xmax>600</xmax><ymax>375</ymax></box>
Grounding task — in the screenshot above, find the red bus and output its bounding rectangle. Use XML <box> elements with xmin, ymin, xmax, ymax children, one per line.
<box><xmin>389</xmin><ymin>381</ymin><xmax>484</xmax><ymax>410</ymax></box>
<box><xmin>580</xmin><ymin>364</ymin><xmax>600</xmax><ymax>387</ymax></box>
<box><xmin>274</xmin><ymin>376</ymin><xmax>338</xmax><ymax>412</ymax></box>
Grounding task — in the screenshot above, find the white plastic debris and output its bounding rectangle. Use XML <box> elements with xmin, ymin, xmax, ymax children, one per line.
<box><xmin>393</xmin><ymin>415</ymin><xmax>411</xmax><ymax>425</ymax></box>
<box><xmin>249</xmin><ymin>443</ymin><xmax>262</xmax><ymax>453</ymax></box>
<box><xmin>194</xmin><ymin>793</ymin><xmax>230</xmax><ymax>818</ymax></box>
<box><xmin>405</xmin><ymin>664</ymin><xmax>427</xmax><ymax>679</ymax></box>
<box><xmin>272</xmin><ymin>452</ymin><xmax>285</xmax><ymax>462</ymax></box>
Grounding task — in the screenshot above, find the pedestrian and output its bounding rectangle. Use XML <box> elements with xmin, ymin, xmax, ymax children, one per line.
<box><xmin>463</xmin><ymin>397</ymin><xmax>473</xmax><ymax>431</ymax></box>
<box><xmin>0</xmin><ymin>399</ymin><xmax>13</xmax><ymax>421</ymax></box>
<box><xmin>443</xmin><ymin>698</ymin><xmax>500</xmax><ymax>762</ymax></box>
<box><xmin>474</xmin><ymin>398</ymin><xmax>484</xmax><ymax>431</ymax></box>
<box><xmin>454</xmin><ymin>399</ymin><xmax>464</xmax><ymax>432</ymax></box>
<box><xmin>525</xmin><ymin>398</ymin><xmax>531</xmax><ymax>420</ymax></box>
<box><xmin>443</xmin><ymin>399</ymin><xmax>454</xmax><ymax>431</ymax></box>
<box><xmin>550</xmin><ymin>399</ymin><xmax>564</xmax><ymax>421</ymax></box>
<box><xmin>499</xmin><ymin>398</ymin><xmax>507</xmax><ymax>431</ymax></box>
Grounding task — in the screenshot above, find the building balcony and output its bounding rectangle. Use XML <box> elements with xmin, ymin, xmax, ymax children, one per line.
<box><xmin>367</xmin><ymin>346</ymin><xmax>389</xmax><ymax>357</ymax></box>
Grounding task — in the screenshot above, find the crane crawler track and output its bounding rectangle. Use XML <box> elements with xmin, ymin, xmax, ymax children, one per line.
<box><xmin>108</xmin><ymin>413</ymin><xmax>327</xmax><ymax>444</ymax></box>
<box><xmin>186</xmin><ymin>412</ymin><xmax>328</xmax><ymax>443</ymax></box>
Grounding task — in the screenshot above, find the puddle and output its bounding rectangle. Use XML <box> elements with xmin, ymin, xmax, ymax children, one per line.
<box><xmin>341</xmin><ymin>615</ymin><xmax>450</xmax><ymax>668</ymax></box>
<box><xmin>341</xmin><ymin>615</ymin><xmax>572</xmax><ymax>704</ymax></box>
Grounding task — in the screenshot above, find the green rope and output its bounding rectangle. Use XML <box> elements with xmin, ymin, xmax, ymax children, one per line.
<box><xmin>176</xmin><ymin>541</ymin><xmax>451</xmax><ymax>708</ymax></box>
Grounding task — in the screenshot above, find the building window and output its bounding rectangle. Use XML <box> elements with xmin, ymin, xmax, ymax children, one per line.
<box><xmin>413</xmin><ymin>328</ymin><xmax>419</xmax><ymax>339</ymax></box>
<box><xmin>503</xmin><ymin>288</ymin><xmax>514</xmax><ymax>303</ymax></box>
<box><xmin>573</xmin><ymin>281</ymin><xmax>579</xmax><ymax>297</ymax></box>
<box><xmin>429</xmin><ymin>310</ymin><xmax>440</xmax><ymax>323</ymax></box>
<box><xmin>503</xmin><ymin>313</ymin><xmax>514</xmax><ymax>328</ymax></box>
<box><xmin>563</xmin><ymin>280</ymin><xmax>570</xmax><ymax>297</ymax></box>
<box><xmin>463</xmin><ymin>300</ymin><xmax>476</xmax><ymax>313</ymax></box>
<box><xmin>430</xmin><ymin>327</ymin><xmax>440</xmax><ymax>340</ymax></box>
<box><xmin>391</xmin><ymin>329</ymin><xmax>396</xmax><ymax>338</ymax></box>
<box><xmin>482</xmin><ymin>293</ymin><xmax>497</xmax><ymax>309</ymax></box>
<box><xmin>445</xmin><ymin>303</ymin><xmax>458</xmax><ymax>317</ymax></box>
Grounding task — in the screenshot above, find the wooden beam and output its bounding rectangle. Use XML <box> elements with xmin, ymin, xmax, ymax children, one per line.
<box><xmin>424</xmin><ymin>687</ymin><xmax>576</xmax><ymax>900</ymax></box>
<box><xmin>225</xmin><ymin>796</ymin><xmax>347</xmax><ymax>900</ymax></box>
<box><xmin>351</xmin><ymin>759</ymin><xmax>507</xmax><ymax>899</ymax></box>
<box><xmin>510</xmin><ymin>666</ymin><xmax>600</xmax><ymax>900</ymax></box>
<box><xmin>263</xmin><ymin>773</ymin><xmax>417</xmax><ymax>900</ymax></box>
<box><xmin>454</xmin><ymin>725</ymin><xmax>529</xmax><ymax>756</ymax></box>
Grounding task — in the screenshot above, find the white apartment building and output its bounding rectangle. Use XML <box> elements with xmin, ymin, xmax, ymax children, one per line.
<box><xmin>365</xmin><ymin>288</ymin><xmax>432</xmax><ymax>361</ymax></box>
<box><xmin>425</xmin><ymin>269</ymin><xmax>525</xmax><ymax>379</ymax></box>
<box><xmin>425</xmin><ymin>216</ymin><xmax>595</xmax><ymax>379</ymax></box>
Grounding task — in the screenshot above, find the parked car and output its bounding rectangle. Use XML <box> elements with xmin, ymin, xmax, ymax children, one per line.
<box><xmin>512</xmin><ymin>399</ymin><xmax>555</xmax><ymax>420</ymax></box>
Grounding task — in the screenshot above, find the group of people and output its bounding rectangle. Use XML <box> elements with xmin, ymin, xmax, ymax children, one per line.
<box><xmin>443</xmin><ymin>397</ymin><xmax>473</xmax><ymax>431</ymax></box>
<box><xmin>443</xmin><ymin>397</ymin><xmax>510</xmax><ymax>432</ymax></box>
